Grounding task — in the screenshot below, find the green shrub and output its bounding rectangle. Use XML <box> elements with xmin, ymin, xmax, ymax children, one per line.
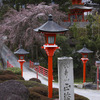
<box><xmin>53</xmin><ymin>88</ymin><xmax>59</xmax><ymax>97</ymax></box>
<box><xmin>29</xmin><ymin>86</ymin><xmax>59</xmax><ymax>99</ymax></box>
<box><xmin>75</xmin><ymin>94</ymin><xmax>89</xmax><ymax>100</ymax></box>
<box><xmin>18</xmin><ymin>80</ymin><xmax>46</xmax><ymax>88</ymax></box>
<box><xmin>0</xmin><ymin>70</ymin><xmax>24</xmax><ymax>81</ymax></box>
<box><xmin>7</xmin><ymin>67</ymin><xmax>21</xmax><ymax>75</ymax></box>
<box><xmin>0</xmin><ymin>74</ymin><xmax>19</xmax><ymax>81</ymax></box>
<box><xmin>17</xmin><ymin>75</ymin><xmax>24</xmax><ymax>80</ymax></box>
<box><xmin>29</xmin><ymin>78</ymin><xmax>41</xmax><ymax>83</ymax></box>
<box><xmin>0</xmin><ymin>70</ymin><xmax>15</xmax><ymax>75</ymax></box>
<box><xmin>29</xmin><ymin>91</ymin><xmax>41</xmax><ymax>100</ymax></box>
<box><xmin>29</xmin><ymin>87</ymin><xmax>48</xmax><ymax>96</ymax></box>
<box><xmin>53</xmin><ymin>95</ymin><xmax>59</xmax><ymax>98</ymax></box>
<box><xmin>29</xmin><ymin>90</ymin><xmax>53</xmax><ymax>100</ymax></box>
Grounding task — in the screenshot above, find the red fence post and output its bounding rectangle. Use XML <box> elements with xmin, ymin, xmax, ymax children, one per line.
<box><xmin>29</xmin><ymin>60</ymin><xmax>49</xmax><ymax>78</ymax></box>
<box><xmin>43</xmin><ymin>67</ymin><xmax>44</xmax><ymax>76</ymax></box>
<box><xmin>39</xmin><ymin>66</ymin><xmax>40</xmax><ymax>73</ymax></box>
<box><xmin>7</xmin><ymin>60</ymin><xmax>8</xmax><ymax>68</ymax></box>
<box><xmin>29</xmin><ymin>61</ymin><xmax>31</xmax><ymax>68</ymax></box>
<box><xmin>7</xmin><ymin>61</ymin><xmax>14</xmax><ymax>68</ymax></box>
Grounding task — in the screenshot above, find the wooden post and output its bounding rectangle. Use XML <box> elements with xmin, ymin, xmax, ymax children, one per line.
<box><xmin>48</xmin><ymin>56</ymin><xmax>53</xmax><ymax>98</ymax></box>
<box><xmin>97</xmin><ymin>66</ymin><xmax>99</xmax><ymax>90</ymax></box>
<box><xmin>81</xmin><ymin>58</ymin><xmax>88</xmax><ymax>85</ymax></box>
<box><xmin>20</xmin><ymin>62</ymin><xmax>24</xmax><ymax>77</ymax></box>
<box><xmin>83</xmin><ymin>62</ymin><xmax>86</xmax><ymax>83</ymax></box>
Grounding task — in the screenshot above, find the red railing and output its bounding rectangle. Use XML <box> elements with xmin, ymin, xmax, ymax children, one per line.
<box><xmin>29</xmin><ymin>60</ymin><xmax>48</xmax><ymax>77</ymax></box>
<box><xmin>7</xmin><ymin>60</ymin><xmax>14</xmax><ymax>68</ymax></box>
<box><xmin>29</xmin><ymin>60</ymin><xmax>34</xmax><ymax>68</ymax></box>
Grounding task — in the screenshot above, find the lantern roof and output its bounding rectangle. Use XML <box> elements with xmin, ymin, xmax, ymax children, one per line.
<box><xmin>77</xmin><ymin>44</ymin><xmax>93</xmax><ymax>54</ymax></box>
<box><xmin>14</xmin><ymin>45</ymin><xmax>29</xmax><ymax>55</ymax></box>
<box><xmin>69</xmin><ymin>5</ymin><xmax>93</xmax><ymax>10</ymax></box>
<box><xmin>34</xmin><ymin>14</ymin><xmax>68</xmax><ymax>33</ymax></box>
<box><xmin>34</xmin><ymin>62</ymin><xmax>40</xmax><ymax>66</ymax></box>
<box><xmin>96</xmin><ymin>61</ymin><xmax>100</xmax><ymax>64</ymax></box>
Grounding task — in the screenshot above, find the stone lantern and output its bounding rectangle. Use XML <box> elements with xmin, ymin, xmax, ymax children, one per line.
<box><xmin>95</xmin><ymin>61</ymin><xmax>100</xmax><ymax>90</ymax></box>
<box><xmin>14</xmin><ymin>45</ymin><xmax>29</xmax><ymax>77</ymax></box>
<box><xmin>34</xmin><ymin>14</ymin><xmax>68</xmax><ymax>98</ymax></box>
<box><xmin>77</xmin><ymin>44</ymin><xmax>93</xmax><ymax>84</ymax></box>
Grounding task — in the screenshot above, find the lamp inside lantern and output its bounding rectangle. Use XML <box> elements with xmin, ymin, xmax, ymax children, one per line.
<box><xmin>82</xmin><ymin>53</ymin><xmax>88</xmax><ymax>58</ymax></box>
<box><xmin>19</xmin><ymin>55</ymin><xmax>24</xmax><ymax>60</ymax></box>
<box><xmin>34</xmin><ymin>62</ymin><xmax>40</xmax><ymax>67</ymax></box>
<box><xmin>48</xmin><ymin>36</ymin><xmax>54</xmax><ymax>44</ymax></box>
<box><xmin>95</xmin><ymin>61</ymin><xmax>100</xmax><ymax>67</ymax></box>
<box><xmin>45</xmin><ymin>34</ymin><xmax>56</xmax><ymax>45</ymax></box>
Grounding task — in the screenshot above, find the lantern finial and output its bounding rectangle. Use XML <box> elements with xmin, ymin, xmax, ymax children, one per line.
<box><xmin>84</xmin><ymin>44</ymin><xmax>86</xmax><ymax>48</ymax></box>
<box><xmin>48</xmin><ymin>14</ymin><xmax>53</xmax><ymax>21</ymax></box>
<box><xmin>19</xmin><ymin>44</ymin><xmax>23</xmax><ymax>49</ymax></box>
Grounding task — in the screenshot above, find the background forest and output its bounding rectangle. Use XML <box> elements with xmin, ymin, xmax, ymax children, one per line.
<box><xmin>0</xmin><ymin>0</ymin><xmax>100</xmax><ymax>82</ymax></box>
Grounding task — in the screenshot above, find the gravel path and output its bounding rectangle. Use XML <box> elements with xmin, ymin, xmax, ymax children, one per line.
<box><xmin>23</xmin><ymin>66</ymin><xmax>100</xmax><ymax>100</ymax></box>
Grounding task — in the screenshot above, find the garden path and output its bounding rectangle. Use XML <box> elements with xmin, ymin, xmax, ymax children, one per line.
<box><xmin>23</xmin><ymin>65</ymin><xmax>100</xmax><ymax>100</ymax></box>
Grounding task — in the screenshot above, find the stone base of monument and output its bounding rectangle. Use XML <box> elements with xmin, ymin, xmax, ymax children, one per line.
<box><xmin>74</xmin><ymin>84</ymin><xmax>83</xmax><ymax>89</ymax></box>
<box><xmin>83</xmin><ymin>82</ymin><xmax>97</xmax><ymax>89</ymax></box>
<box><xmin>74</xmin><ymin>82</ymin><xmax>97</xmax><ymax>89</ymax></box>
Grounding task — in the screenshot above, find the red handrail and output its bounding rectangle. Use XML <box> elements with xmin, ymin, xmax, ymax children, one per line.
<box><xmin>29</xmin><ymin>60</ymin><xmax>34</xmax><ymax>68</ymax></box>
<box><xmin>29</xmin><ymin>60</ymin><xmax>48</xmax><ymax>77</ymax></box>
<box><xmin>7</xmin><ymin>60</ymin><xmax>14</xmax><ymax>68</ymax></box>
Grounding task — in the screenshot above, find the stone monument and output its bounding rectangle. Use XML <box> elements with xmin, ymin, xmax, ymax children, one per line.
<box><xmin>58</xmin><ymin>57</ymin><xmax>74</xmax><ymax>100</ymax></box>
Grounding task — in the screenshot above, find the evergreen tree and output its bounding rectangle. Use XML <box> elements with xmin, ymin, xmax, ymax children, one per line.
<box><xmin>92</xmin><ymin>0</ymin><xmax>100</xmax><ymax>4</ymax></box>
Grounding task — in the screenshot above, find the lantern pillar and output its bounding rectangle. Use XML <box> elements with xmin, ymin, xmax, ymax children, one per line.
<box><xmin>81</xmin><ymin>58</ymin><xmax>88</xmax><ymax>84</ymax></box>
<box><xmin>97</xmin><ymin>66</ymin><xmax>99</xmax><ymax>90</ymax></box>
<box><xmin>42</xmin><ymin>45</ymin><xmax>59</xmax><ymax>98</ymax></box>
<box><xmin>95</xmin><ymin>61</ymin><xmax>100</xmax><ymax>90</ymax></box>
<box><xmin>18</xmin><ymin>60</ymin><xmax>25</xmax><ymax>77</ymax></box>
<box><xmin>34</xmin><ymin>14</ymin><xmax>68</xmax><ymax>98</ymax></box>
<box><xmin>48</xmin><ymin>56</ymin><xmax>53</xmax><ymax>98</ymax></box>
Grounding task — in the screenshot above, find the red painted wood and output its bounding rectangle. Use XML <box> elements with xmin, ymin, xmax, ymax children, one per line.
<box><xmin>48</xmin><ymin>56</ymin><xmax>53</xmax><ymax>98</ymax></box>
<box><xmin>81</xmin><ymin>54</ymin><xmax>88</xmax><ymax>84</ymax></box>
<box><xmin>97</xmin><ymin>66</ymin><xmax>99</xmax><ymax>90</ymax></box>
<box><xmin>7</xmin><ymin>61</ymin><xmax>14</xmax><ymax>68</ymax></box>
<box><xmin>29</xmin><ymin>61</ymin><xmax>48</xmax><ymax>77</ymax></box>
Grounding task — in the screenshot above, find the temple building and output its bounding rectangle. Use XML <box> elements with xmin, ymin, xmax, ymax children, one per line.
<box><xmin>65</xmin><ymin>0</ymin><xmax>93</xmax><ymax>22</ymax></box>
<box><xmin>0</xmin><ymin>0</ymin><xmax>3</xmax><ymax>7</ymax></box>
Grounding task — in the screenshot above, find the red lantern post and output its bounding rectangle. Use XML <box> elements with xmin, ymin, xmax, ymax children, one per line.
<box><xmin>95</xmin><ymin>61</ymin><xmax>100</xmax><ymax>90</ymax></box>
<box><xmin>77</xmin><ymin>45</ymin><xmax>93</xmax><ymax>85</ymax></box>
<box><xmin>34</xmin><ymin>14</ymin><xmax>68</xmax><ymax>98</ymax></box>
<box><xmin>81</xmin><ymin>53</ymin><xmax>89</xmax><ymax>83</ymax></box>
<box><xmin>17</xmin><ymin>55</ymin><xmax>26</xmax><ymax>77</ymax></box>
<box><xmin>14</xmin><ymin>45</ymin><xmax>29</xmax><ymax>77</ymax></box>
<box><xmin>42</xmin><ymin>43</ymin><xmax>59</xmax><ymax>98</ymax></box>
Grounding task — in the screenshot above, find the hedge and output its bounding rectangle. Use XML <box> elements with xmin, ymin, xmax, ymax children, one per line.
<box><xmin>29</xmin><ymin>78</ymin><xmax>41</xmax><ymax>83</ymax></box>
<box><xmin>7</xmin><ymin>67</ymin><xmax>21</xmax><ymax>75</ymax></box>
<box><xmin>18</xmin><ymin>80</ymin><xmax>46</xmax><ymax>88</ymax></box>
